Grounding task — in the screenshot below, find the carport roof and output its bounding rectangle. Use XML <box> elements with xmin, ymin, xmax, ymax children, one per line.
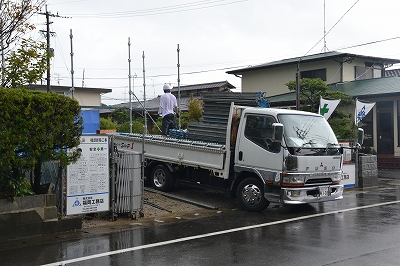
<box><xmin>329</xmin><ymin>76</ymin><xmax>400</xmax><ymax>98</ymax></box>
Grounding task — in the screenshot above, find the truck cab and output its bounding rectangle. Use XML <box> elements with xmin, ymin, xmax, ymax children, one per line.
<box><xmin>233</xmin><ymin>107</ymin><xmax>344</xmax><ymax>211</ymax></box>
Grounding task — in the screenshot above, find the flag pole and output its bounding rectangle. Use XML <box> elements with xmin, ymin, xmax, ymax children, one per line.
<box><xmin>354</xmin><ymin>97</ymin><xmax>358</xmax><ymax>126</ymax></box>
<box><xmin>318</xmin><ymin>95</ymin><xmax>321</xmax><ymax>115</ymax></box>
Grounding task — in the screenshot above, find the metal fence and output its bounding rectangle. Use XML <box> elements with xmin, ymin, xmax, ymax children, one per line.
<box><xmin>39</xmin><ymin>149</ymin><xmax>143</xmax><ymax>218</ymax></box>
<box><xmin>114</xmin><ymin>152</ymin><xmax>143</xmax><ymax>217</ymax></box>
<box><xmin>39</xmin><ymin>161</ymin><xmax>63</xmax><ymax>212</ymax></box>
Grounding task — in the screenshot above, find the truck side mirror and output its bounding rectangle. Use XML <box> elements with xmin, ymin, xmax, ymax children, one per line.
<box><xmin>272</xmin><ymin>123</ymin><xmax>284</xmax><ymax>142</ymax></box>
<box><xmin>357</xmin><ymin>128</ymin><xmax>364</xmax><ymax>146</ymax></box>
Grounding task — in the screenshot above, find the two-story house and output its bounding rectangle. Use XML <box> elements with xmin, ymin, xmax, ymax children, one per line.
<box><xmin>227</xmin><ymin>51</ymin><xmax>400</xmax><ymax>168</ymax></box>
<box><xmin>227</xmin><ymin>51</ymin><xmax>400</xmax><ymax>96</ymax></box>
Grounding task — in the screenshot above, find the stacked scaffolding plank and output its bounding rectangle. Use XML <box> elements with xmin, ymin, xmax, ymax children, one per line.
<box><xmin>186</xmin><ymin>92</ymin><xmax>259</xmax><ymax>143</ymax></box>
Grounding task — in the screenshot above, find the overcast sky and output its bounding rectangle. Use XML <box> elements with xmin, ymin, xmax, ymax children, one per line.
<box><xmin>29</xmin><ymin>0</ymin><xmax>400</xmax><ymax>105</ymax></box>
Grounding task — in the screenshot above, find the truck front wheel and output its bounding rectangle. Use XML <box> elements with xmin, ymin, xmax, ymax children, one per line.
<box><xmin>237</xmin><ymin>177</ymin><xmax>270</xmax><ymax>212</ymax></box>
<box><xmin>151</xmin><ymin>164</ymin><xmax>174</xmax><ymax>192</ymax></box>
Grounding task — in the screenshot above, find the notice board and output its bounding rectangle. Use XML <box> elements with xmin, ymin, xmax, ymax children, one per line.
<box><xmin>66</xmin><ymin>135</ymin><xmax>110</xmax><ymax>215</ymax></box>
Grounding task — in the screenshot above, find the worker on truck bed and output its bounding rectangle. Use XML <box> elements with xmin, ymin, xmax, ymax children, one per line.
<box><xmin>158</xmin><ymin>83</ymin><xmax>179</xmax><ymax>136</ymax></box>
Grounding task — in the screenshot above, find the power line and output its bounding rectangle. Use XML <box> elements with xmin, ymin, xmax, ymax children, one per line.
<box><xmin>336</xmin><ymin>36</ymin><xmax>400</xmax><ymax>52</ymax></box>
<box><xmin>49</xmin><ymin>64</ymin><xmax>246</xmax><ymax>82</ymax></box>
<box><xmin>63</xmin><ymin>0</ymin><xmax>249</xmax><ymax>18</ymax></box>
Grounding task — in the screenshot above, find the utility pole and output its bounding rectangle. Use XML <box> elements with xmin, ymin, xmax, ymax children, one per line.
<box><xmin>128</xmin><ymin>37</ymin><xmax>132</xmax><ymax>134</ymax></box>
<box><xmin>296</xmin><ymin>60</ymin><xmax>301</xmax><ymax>110</ymax></box>
<box><xmin>39</xmin><ymin>5</ymin><xmax>68</xmax><ymax>92</ymax></box>
<box><xmin>1</xmin><ymin>22</ymin><xmax>4</xmax><ymax>85</ymax></box>
<box><xmin>177</xmin><ymin>44</ymin><xmax>181</xmax><ymax>129</ymax></box>
<box><xmin>70</xmin><ymin>29</ymin><xmax>74</xmax><ymax>98</ymax></box>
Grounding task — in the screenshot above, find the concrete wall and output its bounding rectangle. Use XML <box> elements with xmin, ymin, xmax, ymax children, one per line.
<box><xmin>358</xmin><ymin>155</ymin><xmax>378</xmax><ymax>188</ymax></box>
<box><xmin>0</xmin><ymin>194</ymin><xmax>81</xmax><ymax>241</ymax></box>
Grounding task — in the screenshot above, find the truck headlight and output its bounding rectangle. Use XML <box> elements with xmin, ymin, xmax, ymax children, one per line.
<box><xmin>282</xmin><ymin>174</ymin><xmax>305</xmax><ymax>186</ymax></box>
<box><xmin>287</xmin><ymin>190</ymin><xmax>302</xmax><ymax>197</ymax></box>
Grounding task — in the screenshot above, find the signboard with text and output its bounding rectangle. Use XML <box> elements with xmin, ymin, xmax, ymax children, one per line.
<box><xmin>342</xmin><ymin>164</ymin><xmax>356</xmax><ymax>188</ymax></box>
<box><xmin>66</xmin><ymin>135</ymin><xmax>110</xmax><ymax>215</ymax></box>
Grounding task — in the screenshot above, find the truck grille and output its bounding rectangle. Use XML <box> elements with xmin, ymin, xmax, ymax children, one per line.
<box><xmin>305</xmin><ymin>178</ymin><xmax>332</xmax><ymax>185</ymax></box>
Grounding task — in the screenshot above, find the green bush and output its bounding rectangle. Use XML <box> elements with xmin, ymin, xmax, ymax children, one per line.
<box><xmin>100</xmin><ymin>117</ymin><xmax>117</xmax><ymax>130</ymax></box>
<box><xmin>117</xmin><ymin>120</ymin><xmax>145</xmax><ymax>133</ymax></box>
<box><xmin>0</xmin><ymin>167</ymin><xmax>34</xmax><ymax>200</ymax></box>
<box><xmin>0</xmin><ymin>88</ymin><xmax>82</xmax><ymax>195</ymax></box>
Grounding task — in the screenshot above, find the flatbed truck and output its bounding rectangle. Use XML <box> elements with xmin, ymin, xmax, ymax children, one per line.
<box><xmin>112</xmin><ymin>103</ymin><xmax>363</xmax><ymax>211</ymax></box>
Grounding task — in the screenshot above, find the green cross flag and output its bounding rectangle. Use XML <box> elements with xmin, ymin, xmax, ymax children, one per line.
<box><xmin>320</xmin><ymin>104</ymin><xmax>329</xmax><ymax>116</ymax></box>
<box><xmin>319</xmin><ymin>98</ymin><xmax>340</xmax><ymax>120</ymax></box>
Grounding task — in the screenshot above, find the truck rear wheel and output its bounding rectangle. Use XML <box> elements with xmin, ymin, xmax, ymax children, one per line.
<box><xmin>151</xmin><ymin>164</ymin><xmax>174</xmax><ymax>192</ymax></box>
<box><xmin>237</xmin><ymin>177</ymin><xmax>270</xmax><ymax>212</ymax></box>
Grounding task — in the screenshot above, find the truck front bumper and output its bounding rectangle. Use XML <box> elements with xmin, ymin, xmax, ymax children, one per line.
<box><xmin>277</xmin><ymin>184</ymin><xmax>343</xmax><ymax>204</ymax></box>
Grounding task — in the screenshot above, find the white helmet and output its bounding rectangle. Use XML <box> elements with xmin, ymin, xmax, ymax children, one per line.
<box><xmin>163</xmin><ymin>83</ymin><xmax>172</xmax><ymax>92</ymax></box>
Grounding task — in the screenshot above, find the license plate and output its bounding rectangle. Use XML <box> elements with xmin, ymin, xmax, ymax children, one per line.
<box><xmin>319</xmin><ymin>187</ymin><xmax>330</xmax><ymax>197</ymax></box>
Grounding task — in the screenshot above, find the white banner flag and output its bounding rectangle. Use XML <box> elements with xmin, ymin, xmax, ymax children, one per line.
<box><xmin>355</xmin><ymin>99</ymin><xmax>375</xmax><ymax>125</ymax></box>
<box><xmin>319</xmin><ymin>97</ymin><xmax>340</xmax><ymax>120</ymax></box>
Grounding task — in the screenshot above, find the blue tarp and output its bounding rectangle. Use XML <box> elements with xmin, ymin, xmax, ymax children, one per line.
<box><xmin>81</xmin><ymin>110</ymin><xmax>100</xmax><ymax>134</ymax></box>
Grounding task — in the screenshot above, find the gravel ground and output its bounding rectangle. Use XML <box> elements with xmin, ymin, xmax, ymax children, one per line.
<box><xmin>81</xmin><ymin>188</ymin><xmax>219</xmax><ymax>229</ymax></box>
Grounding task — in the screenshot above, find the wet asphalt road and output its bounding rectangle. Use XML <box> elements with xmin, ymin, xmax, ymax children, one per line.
<box><xmin>3</xmin><ymin>177</ymin><xmax>400</xmax><ymax>266</ymax></box>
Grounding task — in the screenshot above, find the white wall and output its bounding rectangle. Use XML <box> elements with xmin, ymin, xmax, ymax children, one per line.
<box><xmin>241</xmin><ymin>58</ymin><xmax>351</xmax><ymax>96</ymax></box>
<box><xmin>34</xmin><ymin>88</ymin><xmax>103</xmax><ymax>106</ymax></box>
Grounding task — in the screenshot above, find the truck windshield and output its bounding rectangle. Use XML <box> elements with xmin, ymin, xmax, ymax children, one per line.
<box><xmin>278</xmin><ymin>114</ymin><xmax>338</xmax><ymax>149</ymax></box>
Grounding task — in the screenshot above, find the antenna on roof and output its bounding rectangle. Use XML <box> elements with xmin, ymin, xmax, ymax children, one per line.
<box><xmin>322</xmin><ymin>0</ymin><xmax>329</xmax><ymax>53</ymax></box>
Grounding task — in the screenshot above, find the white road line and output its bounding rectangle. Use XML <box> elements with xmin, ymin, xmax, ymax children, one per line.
<box><xmin>42</xmin><ymin>200</ymin><xmax>400</xmax><ymax>266</ymax></box>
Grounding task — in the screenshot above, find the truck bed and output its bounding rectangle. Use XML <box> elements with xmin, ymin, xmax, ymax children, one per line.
<box><xmin>112</xmin><ymin>133</ymin><xmax>227</xmax><ymax>170</ymax></box>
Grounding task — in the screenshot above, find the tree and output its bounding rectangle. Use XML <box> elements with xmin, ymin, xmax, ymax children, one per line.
<box><xmin>0</xmin><ymin>0</ymin><xmax>45</xmax><ymax>53</ymax></box>
<box><xmin>110</xmin><ymin>108</ymin><xmax>130</xmax><ymax>125</ymax></box>
<box><xmin>100</xmin><ymin>117</ymin><xmax>117</xmax><ymax>130</ymax></box>
<box><xmin>118</xmin><ymin>120</ymin><xmax>145</xmax><ymax>134</ymax></box>
<box><xmin>285</xmin><ymin>78</ymin><xmax>354</xmax><ymax>113</ymax></box>
<box><xmin>180</xmin><ymin>93</ymin><xmax>202</xmax><ymax>129</ymax></box>
<box><xmin>285</xmin><ymin>78</ymin><xmax>356</xmax><ymax>139</ymax></box>
<box><xmin>187</xmin><ymin>93</ymin><xmax>203</xmax><ymax>122</ymax></box>
<box><xmin>2</xmin><ymin>38</ymin><xmax>49</xmax><ymax>88</ymax></box>
<box><xmin>0</xmin><ymin>88</ymin><xmax>82</xmax><ymax>196</ymax></box>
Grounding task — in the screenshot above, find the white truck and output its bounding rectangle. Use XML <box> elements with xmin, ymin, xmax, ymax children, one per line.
<box><xmin>112</xmin><ymin>103</ymin><xmax>363</xmax><ymax>212</ymax></box>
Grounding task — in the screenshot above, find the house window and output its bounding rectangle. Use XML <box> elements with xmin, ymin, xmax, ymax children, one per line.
<box><xmin>355</xmin><ymin>63</ymin><xmax>383</xmax><ymax>80</ymax></box>
<box><xmin>300</xmin><ymin>68</ymin><xmax>327</xmax><ymax>81</ymax></box>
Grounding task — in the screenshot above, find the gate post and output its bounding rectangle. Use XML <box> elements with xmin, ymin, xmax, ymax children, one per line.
<box><xmin>110</xmin><ymin>136</ymin><xmax>116</xmax><ymax>221</ymax></box>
